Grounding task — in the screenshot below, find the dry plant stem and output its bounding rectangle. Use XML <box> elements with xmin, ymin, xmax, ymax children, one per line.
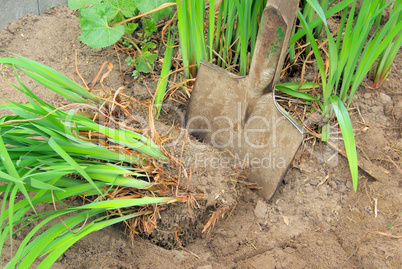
<box><xmin>114</xmin><ymin>45</ymin><xmax>136</xmax><ymax>84</ymax></box>
<box><xmin>160</xmin><ymin>9</ymin><xmax>179</xmax><ymax>49</ymax></box>
<box><xmin>202</xmin><ymin>206</ymin><xmax>230</xmax><ymax>233</ymax></box>
<box><xmin>152</xmin><ymin>64</ymin><xmax>197</xmax><ymax>102</ymax></box>
<box><xmin>114</xmin><ymin>3</ymin><xmax>177</xmax><ymax>26</ymax></box>
<box><xmin>75</xmin><ymin>50</ymin><xmax>89</xmax><ymax>90</ymax></box>
<box><xmin>110</xmin><ymin>86</ymin><xmax>126</xmax><ymax>114</ymax></box>
<box><xmin>301</xmin><ymin>38</ymin><xmax>329</xmax><ymax>84</ymax></box>
<box><xmin>356</xmin><ymin>142</ymin><xmax>402</xmax><ymax>174</ymax></box>
<box><xmin>150</xmin><ymin>64</ymin><xmax>198</xmax><ymax>116</ymax></box>
<box><xmin>206</xmin><ymin>44</ymin><xmax>230</xmax><ymax>68</ymax></box>
<box><xmin>174</xmin><ymin>224</ymin><xmax>200</xmax><ymax>259</ymax></box>
<box><xmin>342</xmin><ymin>231</ymin><xmax>402</xmax><ymax>268</ymax></box>
<box><xmin>89</xmin><ymin>61</ymin><xmax>113</xmax><ymax>92</ymax></box>
<box><xmin>0</xmin><ymin>103</ymin><xmax>81</xmax><ymax>126</ymax></box>
<box><xmin>51</xmin><ymin>178</ymin><xmax>89</xmax><ymax>234</ymax></box>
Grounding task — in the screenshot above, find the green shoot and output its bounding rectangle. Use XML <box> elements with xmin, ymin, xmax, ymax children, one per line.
<box><xmin>154</xmin><ymin>27</ymin><xmax>175</xmax><ymax>117</ymax></box>
<box><xmin>176</xmin><ymin>0</ymin><xmax>267</xmax><ymax>78</ymax></box>
<box><xmin>370</xmin><ymin>0</ymin><xmax>402</xmax><ymax>88</ymax></box>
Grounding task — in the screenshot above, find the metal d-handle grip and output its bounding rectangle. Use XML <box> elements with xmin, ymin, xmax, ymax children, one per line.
<box><xmin>248</xmin><ymin>0</ymin><xmax>299</xmax><ymax>96</ymax></box>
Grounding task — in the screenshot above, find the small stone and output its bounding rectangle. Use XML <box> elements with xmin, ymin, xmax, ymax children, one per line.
<box><xmin>294</xmin><ymin>196</ymin><xmax>303</xmax><ymax>205</ymax></box>
<box><xmin>254</xmin><ymin>200</ymin><xmax>268</xmax><ymax>219</ymax></box>
<box><xmin>305</xmin><ymin>186</ymin><xmax>314</xmax><ymax>194</ymax></box>
<box><xmin>363</xmin><ymin>93</ymin><xmax>371</xmax><ymax>99</ymax></box>
<box><xmin>329</xmin><ymin>181</ymin><xmax>336</xmax><ymax>189</ymax></box>
<box><xmin>283</xmin><ymin>216</ymin><xmax>290</xmax><ymax>226</ymax></box>
<box><xmin>365</xmin><ymin>206</ymin><xmax>373</xmax><ymax>215</ymax></box>
<box><xmin>346</xmin><ymin>180</ymin><xmax>353</xmax><ymax>189</ymax></box>
<box><xmin>371</xmin><ymin>106</ymin><xmax>384</xmax><ymax>113</ymax></box>
<box><xmin>384</xmin><ymin>101</ymin><xmax>394</xmax><ymax>116</ymax></box>
<box><xmin>310</xmin><ymin>179</ymin><xmax>319</xmax><ymax>186</ymax></box>
<box><xmin>333</xmin><ymin>205</ymin><xmax>342</xmax><ymax>214</ymax></box>
<box><xmin>318</xmin><ymin>185</ymin><xmax>328</xmax><ymax>195</ymax></box>
<box><xmin>379</xmin><ymin>92</ymin><xmax>392</xmax><ymax>104</ymax></box>
<box><xmin>316</xmin><ymin>240</ymin><xmax>324</xmax><ymax>246</ymax></box>
<box><xmin>351</xmin><ymin>207</ymin><xmax>360</xmax><ymax>215</ymax></box>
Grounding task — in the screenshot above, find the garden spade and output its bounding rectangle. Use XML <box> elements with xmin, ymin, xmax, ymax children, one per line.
<box><xmin>185</xmin><ymin>0</ymin><xmax>303</xmax><ymax>201</ymax></box>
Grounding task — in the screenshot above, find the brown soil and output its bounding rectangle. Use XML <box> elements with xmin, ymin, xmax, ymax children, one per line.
<box><xmin>0</xmin><ymin>6</ymin><xmax>401</xmax><ymax>269</ymax></box>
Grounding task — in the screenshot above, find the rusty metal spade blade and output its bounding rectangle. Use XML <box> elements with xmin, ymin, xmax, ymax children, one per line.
<box><xmin>185</xmin><ymin>0</ymin><xmax>302</xmax><ymax>201</ymax></box>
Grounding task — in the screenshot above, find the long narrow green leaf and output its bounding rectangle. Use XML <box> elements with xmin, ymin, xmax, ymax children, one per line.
<box><xmin>331</xmin><ymin>96</ymin><xmax>358</xmax><ymax>191</ymax></box>
<box><xmin>208</xmin><ymin>0</ymin><xmax>215</xmax><ymax>61</ymax></box>
<box><xmin>297</xmin><ymin>11</ymin><xmax>327</xmax><ymax>91</ymax></box>
<box><xmin>0</xmin><ymin>127</ymin><xmax>35</xmax><ymax>212</ymax></box>
<box><xmin>276</xmin><ymin>85</ymin><xmax>322</xmax><ymax>105</ymax></box>
<box><xmin>48</xmin><ymin>137</ymin><xmax>102</xmax><ymax>195</ymax></box>
<box><xmin>154</xmin><ymin>27</ymin><xmax>175</xmax><ymax>118</ymax></box>
<box><xmin>38</xmin><ymin>211</ymin><xmax>149</xmax><ymax>268</ymax></box>
<box><xmin>290</xmin><ymin>0</ymin><xmax>354</xmax><ymax>46</ymax></box>
<box><xmin>0</xmin><ymin>55</ymin><xmax>99</xmax><ymax>102</ymax></box>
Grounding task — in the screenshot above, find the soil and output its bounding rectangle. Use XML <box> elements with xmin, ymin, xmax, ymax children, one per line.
<box><xmin>0</xmin><ymin>5</ymin><xmax>401</xmax><ymax>269</ymax></box>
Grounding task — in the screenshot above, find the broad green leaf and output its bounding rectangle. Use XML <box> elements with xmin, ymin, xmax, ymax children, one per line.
<box><xmin>124</xmin><ymin>23</ymin><xmax>138</xmax><ymax>35</ymax></box>
<box><xmin>142</xmin><ymin>42</ymin><xmax>157</xmax><ymax>52</ymax></box>
<box><xmin>145</xmin><ymin>19</ymin><xmax>157</xmax><ymax>35</ymax></box>
<box><xmin>104</xmin><ymin>0</ymin><xmax>137</xmax><ymax>19</ymax></box>
<box><xmin>134</xmin><ymin>43</ymin><xmax>158</xmax><ymax>73</ymax></box>
<box><xmin>134</xmin><ymin>53</ymin><xmax>158</xmax><ymax>73</ymax></box>
<box><xmin>135</xmin><ymin>0</ymin><xmax>175</xmax><ymax>22</ymax></box>
<box><xmin>78</xmin><ymin>7</ymin><xmax>125</xmax><ymax>48</ymax></box>
<box><xmin>125</xmin><ymin>56</ymin><xmax>134</xmax><ymax>65</ymax></box>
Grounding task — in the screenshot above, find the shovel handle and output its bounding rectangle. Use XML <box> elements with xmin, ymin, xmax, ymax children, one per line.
<box><xmin>248</xmin><ymin>0</ymin><xmax>299</xmax><ymax>96</ymax></box>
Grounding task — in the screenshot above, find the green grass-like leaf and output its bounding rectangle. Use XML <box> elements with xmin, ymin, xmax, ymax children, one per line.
<box><xmin>154</xmin><ymin>28</ymin><xmax>175</xmax><ymax>117</ymax></box>
<box><xmin>331</xmin><ymin>96</ymin><xmax>358</xmax><ymax>191</ymax></box>
<box><xmin>0</xmin><ymin>54</ymin><xmax>179</xmax><ymax>268</ymax></box>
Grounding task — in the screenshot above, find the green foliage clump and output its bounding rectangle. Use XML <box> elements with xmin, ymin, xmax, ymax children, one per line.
<box><xmin>278</xmin><ymin>0</ymin><xmax>402</xmax><ymax>191</ymax></box>
<box><xmin>68</xmin><ymin>0</ymin><xmax>174</xmax><ymax>74</ymax></box>
<box><xmin>0</xmin><ymin>54</ymin><xmax>185</xmax><ymax>268</ymax></box>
